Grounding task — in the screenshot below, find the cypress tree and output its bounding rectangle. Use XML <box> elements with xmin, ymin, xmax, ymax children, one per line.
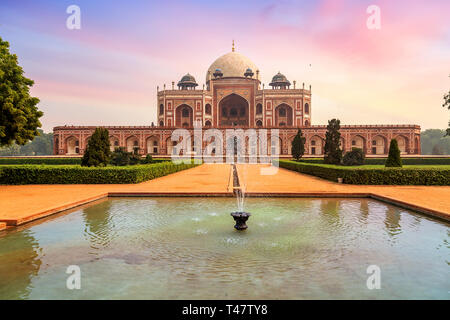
<box><xmin>81</xmin><ymin>128</ymin><xmax>111</xmax><ymax>167</ymax></box>
<box><xmin>324</xmin><ymin>119</ymin><xmax>342</xmax><ymax>165</ymax></box>
<box><xmin>385</xmin><ymin>139</ymin><xmax>402</xmax><ymax>167</ymax></box>
<box><xmin>291</xmin><ymin>129</ymin><xmax>306</xmax><ymax>161</ymax></box>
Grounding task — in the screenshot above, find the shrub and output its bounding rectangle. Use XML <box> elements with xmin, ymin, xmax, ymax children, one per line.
<box><xmin>342</xmin><ymin>148</ymin><xmax>365</xmax><ymax>166</ymax></box>
<box><xmin>0</xmin><ymin>162</ymin><xmax>198</xmax><ymax>185</ymax></box>
<box><xmin>324</xmin><ymin>119</ymin><xmax>342</xmax><ymax>165</ymax></box>
<box><xmin>141</xmin><ymin>154</ymin><xmax>154</xmax><ymax>164</ymax></box>
<box><xmin>110</xmin><ymin>147</ymin><xmax>132</xmax><ymax>166</ymax></box>
<box><xmin>81</xmin><ymin>128</ymin><xmax>111</xmax><ymax>167</ymax></box>
<box><xmin>291</xmin><ymin>129</ymin><xmax>306</xmax><ymax>161</ymax></box>
<box><xmin>385</xmin><ymin>139</ymin><xmax>402</xmax><ymax>167</ymax></box>
<box><xmin>0</xmin><ymin>157</ymin><xmax>81</xmax><ymax>165</ymax></box>
<box><xmin>296</xmin><ymin>157</ymin><xmax>450</xmax><ymax>165</ymax></box>
<box><xmin>276</xmin><ymin>160</ymin><xmax>450</xmax><ymax>185</ymax></box>
<box><xmin>129</xmin><ymin>148</ymin><xmax>141</xmax><ymax>165</ymax></box>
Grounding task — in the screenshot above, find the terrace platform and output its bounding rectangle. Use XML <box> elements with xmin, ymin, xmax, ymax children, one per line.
<box><xmin>0</xmin><ymin>164</ymin><xmax>449</xmax><ymax>227</ymax></box>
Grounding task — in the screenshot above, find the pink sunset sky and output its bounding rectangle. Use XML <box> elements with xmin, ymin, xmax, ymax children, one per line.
<box><xmin>0</xmin><ymin>0</ymin><xmax>449</xmax><ymax>132</ymax></box>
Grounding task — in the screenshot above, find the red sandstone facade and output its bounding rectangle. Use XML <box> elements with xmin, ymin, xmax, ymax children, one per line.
<box><xmin>53</xmin><ymin>49</ymin><xmax>421</xmax><ymax>157</ymax></box>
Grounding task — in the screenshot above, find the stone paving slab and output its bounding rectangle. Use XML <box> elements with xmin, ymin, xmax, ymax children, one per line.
<box><xmin>0</xmin><ymin>164</ymin><xmax>232</xmax><ymax>226</ymax></box>
<box><xmin>236</xmin><ymin>164</ymin><xmax>450</xmax><ymax>219</ymax></box>
<box><xmin>0</xmin><ymin>163</ymin><xmax>449</xmax><ymax>227</ymax></box>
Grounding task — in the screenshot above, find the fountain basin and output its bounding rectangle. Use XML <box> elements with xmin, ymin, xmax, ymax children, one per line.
<box><xmin>0</xmin><ymin>197</ymin><xmax>448</xmax><ymax>299</ymax></box>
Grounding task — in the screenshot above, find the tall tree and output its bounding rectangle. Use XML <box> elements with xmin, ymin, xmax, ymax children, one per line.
<box><xmin>324</xmin><ymin>119</ymin><xmax>342</xmax><ymax>165</ymax></box>
<box><xmin>81</xmin><ymin>128</ymin><xmax>111</xmax><ymax>167</ymax></box>
<box><xmin>291</xmin><ymin>129</ymin><xmax>306</xmax><ymax>160</ymax></box>
<box><xmin>0</xmin><ymin>37</ymin><xmax>43</xmax><ymax>146</ymax></box>
<box><xmin>0</xmin><ymin>129</ymin><xmax>53</xmax><ymax>155</ymax></box>
<box><xmin>444</xmin><ymin>75</ymin><xmax>450</xmax><ymax>136</ymax></box>
<box><xmin>385</xmin><ymin>139</ymin><xmax>402</xmax><ymax>167</ymax></box>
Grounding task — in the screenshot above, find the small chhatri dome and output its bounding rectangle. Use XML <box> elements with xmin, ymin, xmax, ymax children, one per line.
<box><xmin>244</xmin><ymin>68</ymin><xmax>254</xmax><ymax>78</ymax></box>
<box><xmin>213</xmin><ymin>68</ymin><xmax>223</xmax><ymax>78</ymax></box>
<box><xmin>269</xmin><ymin>72</ymin><xmax>291</xmax><ymax>89</ymax></box>
<box><xmin>177</xmin><ymin>73</ymin><xmax>198</xmax><ymax>89</ymax></box>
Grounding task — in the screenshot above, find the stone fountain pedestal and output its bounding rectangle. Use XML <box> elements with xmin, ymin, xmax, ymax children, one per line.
<box><xmin>231</xmin><ymin>212</ymin><xmax>251</xmax><ymax>230</ymax></box>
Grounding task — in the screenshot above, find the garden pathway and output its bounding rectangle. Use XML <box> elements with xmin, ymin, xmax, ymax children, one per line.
<box><xmin>0</xmin><ymin>163</ymin><xmax>449</xmax><ymax>228</ymax></box>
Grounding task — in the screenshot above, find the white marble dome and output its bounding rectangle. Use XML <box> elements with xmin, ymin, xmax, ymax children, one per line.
<box><xmin>206</xmin><ymin>51</ymin><xmax>258</xmax><ymax>83</ymax></box>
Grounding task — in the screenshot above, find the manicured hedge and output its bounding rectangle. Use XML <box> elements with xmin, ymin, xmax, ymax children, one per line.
<box><xmin>295</xmin><ymin>157</ymin><xmax>450</xmax><ymax>165</ymax></box>
<box><xmin>277</xmin><ymin>160</ymin><xmax>450</xmax><ymax>185</ymax></box>
<box><xmin>0</xmin><ymin>157</ymin><xmax>169</xmax><ymax>165</ymax></box>
<box><xmin>0</xmin><ymin>157</ymin><xmax>82</xmax><ymax>165</ymax></box>
<box><xmin>0</xmin><ymin>162</ymin><xmax>198</xmax><ymax>185</ymax></box>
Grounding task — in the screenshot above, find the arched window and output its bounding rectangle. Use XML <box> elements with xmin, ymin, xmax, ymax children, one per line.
<box><xmin>205</xmin><ymin>104</ymin><xmax>211</xmax><ymax>115</ymax></box>
<box><xmin>279</xmin><ymin>107</ymin><xmax>286</xmax><ymax>117</ymax></box>
<box><xmin>230</xmin><ymin>108</ymin><xmax>237</xmax><ymax>116</ymax></box>
<box><xmin>182</xmin><ymin>107</ymin><xmax>189</xmax><ymax>117</ymax></box>
<box><xmin>159</xmin><ymin>104</ymin><xmax>164</xmax><ymax>115</ymax></box>
<box><xmin>182</xmin><ymin>122</ymin><xmax>189</xmax><ymax>128</ymax></box>
<box><xmin>304</xmin><ymin>120</ymin><xmax>309</xmax><ymax>126</ymax></box>
<box><xmin>205</xmin><ymin>120</ymin><xmax>212</xmax><ymax>127</ymax></box>
<box><xmin>256</xmin><ymin>104</ymin><xmax>262</xmax><ymax>115</ymax></box>
<box><xmin>256</xmin><ymin>120</ymin><xmax>262</xmax><ymax>127</ymax></box>
<box><xmin>304</xmin><ymin>103</ymin><xmax>309</xmax><ymax>114</ymax></box>
<box><xmin>159</xmin><ymin>120</ymin><xmax>164</xmax><ymax>126</ymax></box>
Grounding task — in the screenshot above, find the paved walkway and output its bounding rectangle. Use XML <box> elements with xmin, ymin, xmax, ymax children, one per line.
<box><xmin>0</xmin><ymin>164</ymin><xmax>232</xmax><ymax>226</ymax></box>
<box><xmin>237</xmin><ymin>164</ymin><xmax>450</xmax><ymax>219</ymax></box>
<box><xmin>0</xmin><ymin>163</ymin><xmax>449</xmax><ymax>228</ymax></box>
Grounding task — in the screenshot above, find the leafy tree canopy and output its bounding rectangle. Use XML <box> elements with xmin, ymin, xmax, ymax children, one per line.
<box><xmin>291</xmin><ymin>129</ymin><xmax>306</xmax><ymax>161</ymax></box>
<box><xmin>0</xmin><ymin>129</ymin><xmax>53</xmax><ymax>156</ymax></box>
<box><xmin>444</xmin><ymin>76</ymin><xmax>450</xmax><ymax>136</ymax></box>
<box><xmin>420</xmin><ymin>129</ymin><xmax>450</xmax><ymax>155</ymax></box>
<box><xmin>343</xmin><ymin>148</ymin><xmax>365</xmax><ymax>166</ymax></box>
<box><xmin>81</xmin><ymin>128</ymin><xmax>111</xmax><ymax>167</ymax></box>
<box><xmin>324</xmin><ymin>118</ymin><xmax>342</xmax><ymax>165</ymax></box>
<box><xmin>385</xmin><ymin>139</ymin><xmax>402</xmax><ymax>167</ymax></box>
<box><xmin>0</xmin><ymin>36</ymin><xmax>43</xmax><ymax>147</ymax></box>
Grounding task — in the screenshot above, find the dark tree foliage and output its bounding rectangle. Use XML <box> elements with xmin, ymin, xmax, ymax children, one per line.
<box><xmin>385</xmin><ymin>139</ymin><xmax>402</xmax><ymax>167</ymax></box>
<box><xmin>141</xmin><ymin>154</ymin><xmax>154</xmax><ymax>164</ymax></box>
<box><xmin>420</xmin><ymin>129</ymin><xmax>450</xmax><ymax>155</ymax></box>
<box><xmin>291</xmin><ymin>129</ymin><xmax>306</xmax><ymax>160</ymax></box>
<box><xmin>0</xmin><ymin>37</ymin><xmax>43</xmax><ymax>146</ymax></box>
<box><xmin>110</xmin><ymin>147</ymin><xmax>141</xmax><ymax>166</ymax></box>
<box><xmin>444</xmin><ymin>77</ymin><xmax>450</xmax><ymax>136</ymax></box>
<box><xmin>324</xmin><ymin>119</ymin><xmax>342</xmax><ymax>165</ymax></box>
<box><xmin>110</xmin><ymin>147</ymin><xmax>131</xmax><ymax>166</ymax></box>
<box><xmin>0</xmin><ymin>129</ymin><xmax>53</xmax><ymax>155</ymax></box>
<box><xmin>81</xmin><ymin>128</ymin><xmax>111</xmax><ymax>167</ymax></box>
<box><xmin>129</xmin><ymin>147</ymin><xmax>141</xmax><ymax>165</ymax></box>
<box><xmin>342</xmin><ymin>148</ymin><xmax>365</xmax><ymax>166</ymax></box>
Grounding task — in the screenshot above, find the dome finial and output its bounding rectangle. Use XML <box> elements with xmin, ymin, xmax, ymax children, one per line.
<box><xmin>232</xmin><ymin>40</ymin><xmax>235</xmax><ymax>52</ymax></box>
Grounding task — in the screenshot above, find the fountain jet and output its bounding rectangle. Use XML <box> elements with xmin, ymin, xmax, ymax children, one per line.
<box><xmin>231</xmin><ymin>165</ymin><xmax>250</xmax><ymax>230</ymax></box>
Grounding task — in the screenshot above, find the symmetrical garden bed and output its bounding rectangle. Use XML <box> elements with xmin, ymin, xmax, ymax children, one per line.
<box><xmin>0</xmin><ymin>162</ymin><xmax>198</xmax><ymax>184</ymax></box>
<box><xmin>277</xmin><ymin>160</ymin><xmax>450</xmax><ymax>185</ymax></box>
